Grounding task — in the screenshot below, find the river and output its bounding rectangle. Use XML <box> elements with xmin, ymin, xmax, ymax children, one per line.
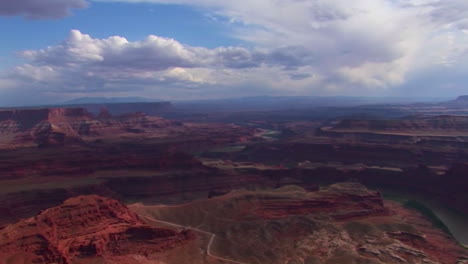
<box><xmin>380</xmin><ymin>189</ymin><xmax>468</xmax><ymax>247</ymax></box>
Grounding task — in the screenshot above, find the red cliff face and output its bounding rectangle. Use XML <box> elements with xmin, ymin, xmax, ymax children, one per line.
<box><xmin>0</xmin><ymin>195</ymin><xmax>195</xmax><ymax>264</ymax></box>
<box><xmin>0</xmin><ymin>108</ymin><xmax>93</xmax><ymax>147</ymax></box>
<box><xmin>0</xmin><ymin>107</ymin><xmax>181</xmax><ymax>147</ymax></box>
<box><xmin>0</xmin><ymin>108</ymin><xmax>93</xmax><ymax>130</ymax></box>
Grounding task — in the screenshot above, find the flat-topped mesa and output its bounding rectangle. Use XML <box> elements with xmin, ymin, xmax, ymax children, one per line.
<box><xmin>443</xmin><ymin>95</ymin><xmax>468</xmax><ymax>108</ymax></box>
<box><xmin>332</xmin><ymin>115</ymin><xmax>468</xmax><ymax>132</ymax></box>
<box><xmin>455</xmin><ymin>95</ymin><xmax>468</xmax><ymax>101</ymax></box>
<box><xmin>0</xmin><ymin>195</ymin><xmax>195</xmax><ymax>264</ymax></box>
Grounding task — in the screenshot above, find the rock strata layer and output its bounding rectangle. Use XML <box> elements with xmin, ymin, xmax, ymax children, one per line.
<box><xmin>0</xmin><ymin>195</ymin><xmax>194</xmax><ymax>264</ymax></box>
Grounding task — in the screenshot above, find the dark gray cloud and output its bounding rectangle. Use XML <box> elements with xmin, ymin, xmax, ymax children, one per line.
<box><xmin>0</xmin><ymin>0</ymin><xmax>88</xmax><ymax>19</ymax></box>
<box><xmin>212</xmin><ymin>47</ymin><xmax>264</xmax><ymax>69</ymax></box>
<box><xmin>288</xmin><ymin>72</ymin><xmax>312</xmax><ymax>80</ymax></box>
<box><xmin>414</xmin><ymin>0</ymin><xmax>468</xmax><ymax>29</ymax></box>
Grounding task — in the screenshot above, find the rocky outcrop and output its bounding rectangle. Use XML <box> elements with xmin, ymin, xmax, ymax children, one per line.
<box><xmin>133</xmin><ymin>183</ymin><xmax>466</xmax><ymax>264</ymax></box>
<box><xmin>0</xmin><ymin>107</ymin><xmax>181</xmax><ymax>147</ymax></box>
<box><xmin>0</xmin><ymin>195</ymin><xmax>195</xmax><ymax>264</ymax></box>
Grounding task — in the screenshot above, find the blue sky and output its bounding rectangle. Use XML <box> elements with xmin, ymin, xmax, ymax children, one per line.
<box><xmin>0</xmin><ymin>2</ymin><xmax>241</xmax><ymax>69</ymax></box>
<box><xmin>0</xmin><ymin>0</ymin><xmax>468</xmax><ymax>105</ymax></box>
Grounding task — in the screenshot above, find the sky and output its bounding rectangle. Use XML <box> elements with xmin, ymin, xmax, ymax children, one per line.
<box><xmin>0</xmin><ymin>0</ymin><xmax>468</xmax><ymax>106</ymax></box>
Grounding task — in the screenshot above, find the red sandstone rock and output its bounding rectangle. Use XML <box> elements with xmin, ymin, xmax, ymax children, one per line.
<box><xmin>0</xmin><ymin>195</ymin><xmax>195</xmax><ymax>264</ymax></box>
<box><xmin>0</xmin><ymin>107</ymin><xmax>180</xmax><ymax>147</ymax></box>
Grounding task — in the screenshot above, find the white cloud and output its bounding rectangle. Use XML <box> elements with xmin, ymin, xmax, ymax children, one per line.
<box><xmin>94</xmin><ymin>0</ymin><xmax>468</xmax><ymax>90</ymax></box>
<box><xmin>4</xmin><ymin>30</ymin><xmax>328</xmax><ymax>94</ymax></box>
<box><xmin>1</xmin><ymin>0</ymin><xmax>468</xmax><ymax>101</ymax></box>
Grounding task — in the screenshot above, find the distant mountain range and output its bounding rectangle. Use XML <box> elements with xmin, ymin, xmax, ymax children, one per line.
<box><xmin>172</xmin><ymin>95</ymin><xmax>450</xmax><ymax>112</ymax></box>
<box><xmin>65</xmin><ymin>96</ymin><xmax>450</xmax><ymax>107</ymax></box>
<box><xmin>64</xmin><ymin>97</ymin><xmax>162</xmax><ymax>104</ymax></box>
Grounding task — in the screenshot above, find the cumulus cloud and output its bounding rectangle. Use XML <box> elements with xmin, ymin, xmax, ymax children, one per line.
<box><xmin>0</xmin><ymin>30</ymin><xmax>271</xmax><ymax>96</ymax></box>
<box><xmin>0</xmin><ymin>0</ymin><xmax>88</xmax><ymax>19</ymax></box>
<box><xmin>22</xmin><ymin>30</ymin><xmax>198</xmax><ymax>69</ymax></box>
<box><xmin>99</xmin><ymin>0</ymin><xmax>468</xmax><ymax>88</ymax></box>
<box><xmin>1</xmin><ymin>0</ymin><xmax>468</xmax><ymax>101</ymax></box>
<box><xmin>12</xmin><ymin>30</ymin><xmax>321</xmax><ymax>92</ymax></box>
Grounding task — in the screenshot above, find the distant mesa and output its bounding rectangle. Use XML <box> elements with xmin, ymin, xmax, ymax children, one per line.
<box><xmin>0</xmin><ymin>107</ymin><xmax>180</xmax><ymax>148</ymax></box>
<box><xmin>455</xmin><ymin>95</ymin><xmax>468</xmax><ymax>101</ymax></box>
<box><xmin>442</xmin><ymin>95</ymin><xmax>468</xmax><ymax>108</ymax></box>
<box><xmin>60</xmin><ymin>97</ymin><xmax>172</xmax><ymax>116</ymax></box>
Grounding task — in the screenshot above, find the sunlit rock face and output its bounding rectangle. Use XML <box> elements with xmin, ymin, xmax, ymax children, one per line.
<box><xmin>0</xmin><ymin>195</ymin><xmax>195</xmax><ymax>264</ymax></box>
<box><xmin>0</xmin><ymin>107</ymin><xmax>180</xmax><ymax>147</ymax></box>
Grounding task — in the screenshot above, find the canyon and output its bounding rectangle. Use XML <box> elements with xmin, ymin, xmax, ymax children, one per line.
<box><xmin>132</xmin><ymin>183</ymin><xmax>466</xmax><ymax>264</ymax></box>
<box><xmin>1</xmin><ymin>184</ymin><xmax>465</xmax><ymax>264</ymax></box>
<box><xmin>0</xmin><ymin>98</ymin><xmax>467</xmax><ymax>263</ymax></box>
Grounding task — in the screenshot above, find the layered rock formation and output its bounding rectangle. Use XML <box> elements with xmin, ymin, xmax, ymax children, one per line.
<box><xmin>133</xmin><ymin>183</ymin><xmax>466</xmax><ymax>264</ymax></box>
<box><xmin>0</xmin><ymin>195</ymin><xmax>194</xmax><ymax>264</ymax></box>
<box><xmin>0</xmin><ymin>107</ymin><xmax>180</xmax><ymax>147</ymax></box>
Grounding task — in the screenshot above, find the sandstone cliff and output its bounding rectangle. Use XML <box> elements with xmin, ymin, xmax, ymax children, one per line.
<box><xmin>0</xmin><ymin>107</ymin><xmax>180</xmax><ymax>147</ymax></box>
<box><xmin>0</xmin><ymin>195</ymin><xmax>194</xmax><ymax>264</ymax></box>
